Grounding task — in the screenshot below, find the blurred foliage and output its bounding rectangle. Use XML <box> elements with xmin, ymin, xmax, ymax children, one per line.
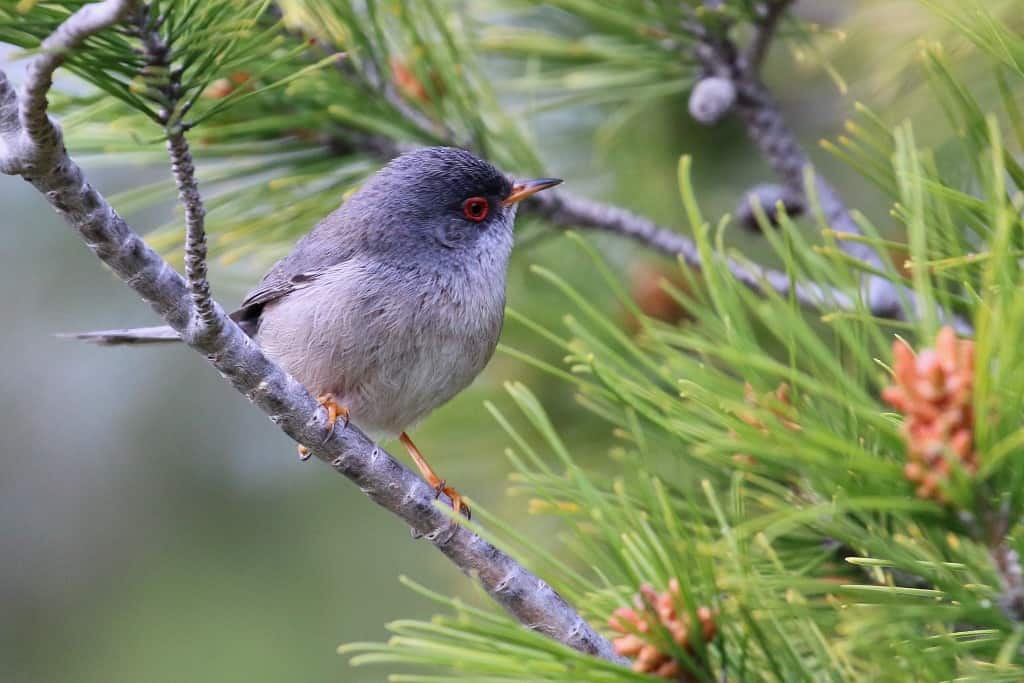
<box><xmin>5</xmin><ymin>0</ymin><xmax>1024</xmax><ymax>682</ymax></box>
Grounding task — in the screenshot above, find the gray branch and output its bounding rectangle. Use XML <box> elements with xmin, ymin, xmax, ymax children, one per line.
<box><xmin>167</xmin><ymin>131</ymin><xmax>221</xmax><ymax>334</ymax></box>
<box><xmin>0</xmin><ymin>0</ymin><xmax>623</xmax><ymax>665</ymax></box>
<box><xmin>741</xmin><ymin>0</ymin><xmax>794</xmax><ymax>73</ymax></box>
<box><xmin>994</xmin><ymin>542</ymin><xmax>1024</xmax><ymax>622</ymax></box>
<box><xmin>527</xmin><ymin>189</ymin><xmax>851</xmax><ymax>311</ymax></box>
<box><xmin>132</xmin><ymin>5</ymin><xmax>221</xmax><ymax>336</ymax></box>
<box><xmin>691</xmin><ymin>5</ymin><xmax>972</xmax><ymax>334</ymax></box>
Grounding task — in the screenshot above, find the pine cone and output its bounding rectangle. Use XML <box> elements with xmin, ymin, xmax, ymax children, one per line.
<box><xmin>881</xmin><ymin>326</ymin><xmax>976</xmax><ymax>502</ymax></box>
<box><xmin>609</xmin><ymin>579</ymin><xmax>716</xmax><ymax>681</ymax></box>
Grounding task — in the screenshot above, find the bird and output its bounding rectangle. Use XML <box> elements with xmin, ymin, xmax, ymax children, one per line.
<box><xmin>72</xmin><ymin>146</ymin><xmax>563</xmax><ymax>517</ymax></box>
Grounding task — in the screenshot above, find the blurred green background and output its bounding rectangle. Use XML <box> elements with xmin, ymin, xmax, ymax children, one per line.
<box><xmin>0</xmin><ymin>2</ymin><xmax>952</xmax><ymax>681</ymax></box>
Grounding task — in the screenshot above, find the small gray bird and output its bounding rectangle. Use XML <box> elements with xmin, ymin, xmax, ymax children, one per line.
<box><xmin>75</xmin><ymin>146</ymin><xmax>562</xmax><ymax>515</ymax></box>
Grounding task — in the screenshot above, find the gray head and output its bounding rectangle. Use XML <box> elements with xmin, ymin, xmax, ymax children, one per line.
<box><xmin>343</xmin><ymin>147</ymin><xmax>561</xmax><ymax>258</ymax></box>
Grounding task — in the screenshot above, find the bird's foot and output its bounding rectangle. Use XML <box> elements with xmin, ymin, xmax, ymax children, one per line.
<box><xmin>400</xmin><ymin>432</ymin><xmax>470</xmax><ymax>520</ymax></box>
<box><xmin>431</xmin><ymin>478</ymin><xmax>470</xmax><ymax>520</ymax></box>
<box><xmin>317</xmin><ymin>393</ymin><xmax>350</xmax><ymax>434</ymax></box>
<box><xmin>297</xmin><ymin>393</ymin><xmax>349</xmax><ymax>461</ymax></box>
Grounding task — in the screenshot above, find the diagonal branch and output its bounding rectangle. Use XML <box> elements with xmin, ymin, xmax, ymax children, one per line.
<box><xmin>0</xmin><ymin>0</ymin><xmax>623</xmax><ymax>666</ymax></box>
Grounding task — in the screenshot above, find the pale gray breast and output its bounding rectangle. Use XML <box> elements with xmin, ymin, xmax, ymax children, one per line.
<box><xmin>254</xmin><ymin>250</ymin><xmax>508</xmax><ymax>438</ymax></box>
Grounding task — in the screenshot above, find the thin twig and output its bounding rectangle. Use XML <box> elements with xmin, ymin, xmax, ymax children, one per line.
<box><xmin>167</xmin><ymin>131</ymin><xmax>220</xmax><ymax>333</ymax></box>
<box><xmin>268</xmin><ymin>3</ymin><xmax>459</xmax><ymax>147</ymax></box>
<box><xmin>133</xmin><ymin>4</ymin><xmax>220</xmax><ymax>335</ymax></box>
<box><xmin>741</xmin><ymin>0</ymin><xmax>794</xmax><ymax>73</ymax></box>
<box><xmin>0</xmin><ymin>0</ymin><xmax>623</xmax><ymax>665</ymax></box>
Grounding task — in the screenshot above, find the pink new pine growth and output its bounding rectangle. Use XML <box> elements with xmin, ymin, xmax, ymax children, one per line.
<box><xmin>608</xmin><ymin>579</ymin><xmax>716</xmax><ymax>681</ymax></box>
<box><xmin>882</xmin><ymin>326</ymin><xmax>977</xmax><ymax>503</ymax></box>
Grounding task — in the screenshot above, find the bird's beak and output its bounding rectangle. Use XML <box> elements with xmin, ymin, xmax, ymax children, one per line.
<box><xmin>502</xmin><ymin>177</ymin><xmax>563</xmax><ymax>206</ymax></box>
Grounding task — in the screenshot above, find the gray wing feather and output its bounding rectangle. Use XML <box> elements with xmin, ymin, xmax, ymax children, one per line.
<box><xmin>232</xmin><ymin>206</ymin><xmax>357</xmax><ymax>332</ymax></box>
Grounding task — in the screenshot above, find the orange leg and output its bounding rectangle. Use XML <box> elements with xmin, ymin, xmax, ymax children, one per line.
<box><xmin>400</xmin><ymin>432</ymin><xmax>470</xmax><ymax>519</ymax></box>
<box><xmin>297</xmin><ymin>393</ymin><xmax>350</xmax><ymax>461</ymax></box>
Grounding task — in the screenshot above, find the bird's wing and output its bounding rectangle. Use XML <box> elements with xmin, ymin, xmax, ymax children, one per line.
<box><xmin>231</xmin><ymin>209</ymin><xmax>358</xmax><ymax>336</ymax></box>
<box><xmin>238</xmin><ymin>267</ymin><xmax>322</xmax><ymax>310</ymax></box>
<box><xmin>230</xmin><ymin>267</ymin><xmax>324</xmax><ymax>336</ymax></box>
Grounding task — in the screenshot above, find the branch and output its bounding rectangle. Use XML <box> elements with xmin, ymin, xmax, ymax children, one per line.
<box><xmin>132</xmin><ymin>5</ymin><xmax>221</xmax><ymax>335</ymax></box>
<box><xmin>741</xmin><ymin>0</ymin><xmax>793</xmax><ymax>73</ymax></box>
<box><xmin>994</xmin><ymin>542</ymin><xmax>1024</xmax><ymax>622</ymax></box>
<box><xmin>689</xmin><ymin>5</ymin><xmax>973</xmax><ymax>334</ymax></box>
<box><xmin>0</xmin><ymin>0</ymin><xmax>623</xmax><ymax>665</ymax></box>
<box><xmin>527</xmin><ymin>189</ymin><xmax>852</xmax><ymax>312</ymax></box>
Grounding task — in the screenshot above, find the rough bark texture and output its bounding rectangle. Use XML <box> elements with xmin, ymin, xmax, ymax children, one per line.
<box><xmin>0</xmin><ymin>0</ymin><xmax>624</xmax><ymax>665</ymax></box>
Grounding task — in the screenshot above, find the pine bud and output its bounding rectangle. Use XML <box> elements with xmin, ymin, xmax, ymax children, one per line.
<box><xmin>882</xmin><ymin>326</ymin><xmax>976</xmax><ymax>503</ymax></box>
<box><xmin>688</xmin><ymin>76</ymin><xmax>736</xmax><ymax>125</ymax></box>
<box><xmin>609</xmin><ymin>579</ymin><xmax>716</xmax><ymax>681</ymax></box>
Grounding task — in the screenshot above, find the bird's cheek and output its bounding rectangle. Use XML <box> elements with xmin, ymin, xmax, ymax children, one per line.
<box><xmin>434</xmin><ymin>218</ymin><xmax>465</xmax><ymax>249</ymax></box>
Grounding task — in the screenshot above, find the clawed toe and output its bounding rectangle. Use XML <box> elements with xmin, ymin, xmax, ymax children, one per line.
<box><xmin>433</xmin><ymin>480</ymin><xmax>471</xmax><ymax>520</ymax></box>
<box><xmin>317</xmin><ymin>393</ymin><xmax>349</xmax><ymax>435</ymax></box>
<box><xmin>296</xmin><ymin>393</ymin><xmax>349</xmax><ymax>461</ymax></box>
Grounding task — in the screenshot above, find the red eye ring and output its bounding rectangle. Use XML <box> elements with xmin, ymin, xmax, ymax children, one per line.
<box><xmin>462</xmin><ymin>196</ymin><xmax>489</xmax><ymax>222</ymax></box>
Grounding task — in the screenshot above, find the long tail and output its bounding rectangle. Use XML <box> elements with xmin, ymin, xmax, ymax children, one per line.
<box><xmin>61</xmin><ymin>325</ymin><xmax>182</xmax><ymax>345</ymax></box>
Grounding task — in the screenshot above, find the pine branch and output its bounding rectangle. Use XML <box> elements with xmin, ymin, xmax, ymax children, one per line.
<box><xmin>128</xmin><ymin>4</ymin><xmax>220</xmax><ymax>335</ymax></box>
<box><xmin>0</xmin><ymin>0</ymin><xmax>624</xmax><ymax>665</ymax></box>
<box><xmin>741</xmin><ymin>0</ymin><xmax>793</xmax><ymax>73</ymax></box>
<box><xmin>688</xmin><ymin>3</ymin><xmax>972</xmax><ymax>334</ymax></box>
<box><xmin>527</xmin><ymin>189</ymin><xmax>851</xmax><ymax>311</ymax></box>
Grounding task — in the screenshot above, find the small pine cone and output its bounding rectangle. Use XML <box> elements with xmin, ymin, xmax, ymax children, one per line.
<box><xmin>882</xmin><ymin>326</ymin><xmax>976</xmax><ymax>503</ymax></box>
<box><xmin>688</xmin><ymin>76</ymin><xmax>736</xmax><ymax>124</ymax></box>
<box><xmin>609</xmin><ymin>579</ymin><xmax>716</xmax><ymax>681</ymax></box>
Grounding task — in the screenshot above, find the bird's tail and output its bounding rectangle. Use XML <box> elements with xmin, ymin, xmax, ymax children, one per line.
<box><xmin>61</xmin><ymin>325</ymin><xmax>182</xmax><ymax>345</ymax></box>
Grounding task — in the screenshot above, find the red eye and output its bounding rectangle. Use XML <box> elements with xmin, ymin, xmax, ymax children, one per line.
<box><xmin>462</xmin><ymin>196</ymin><xmax>489</xmax><ymax>222</ymax></box>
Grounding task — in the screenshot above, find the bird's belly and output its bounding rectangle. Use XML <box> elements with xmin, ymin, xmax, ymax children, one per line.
<box><xmin>255</xmin><ymin>265</ymin><xmax>503</xmax><ymax>438</ymax></box>
<box><xmin>346</xmin><ymin>335</ymin><xmax>491</xmax><ymax>436</ymax></box>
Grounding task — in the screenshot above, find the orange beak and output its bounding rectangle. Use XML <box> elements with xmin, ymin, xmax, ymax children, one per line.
<box><xmin>502</xmin><ymin>177</ymin><xmax>563</xmax><ymax>206</ymax></box>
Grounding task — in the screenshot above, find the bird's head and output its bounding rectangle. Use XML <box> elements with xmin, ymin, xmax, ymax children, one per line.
<box><xmin>348</xmin><ymin>146</ymin><xmax>561</xmax><ymax>257</ymax></box>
